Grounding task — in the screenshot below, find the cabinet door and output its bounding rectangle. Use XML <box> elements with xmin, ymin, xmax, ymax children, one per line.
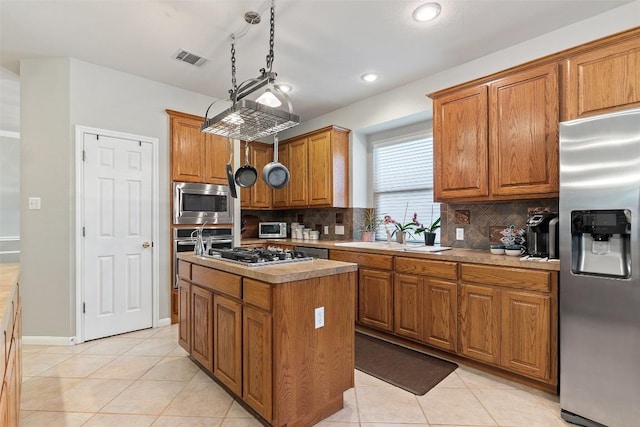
<box><xmin>489</xmin><ymin>63</ymin><xmax>559</xmax><ymax>198</ymax></box>
<box><xmin>433</xmin><ymin>85</ymin><xmax>489</xmax><ymax>200</ymax></box>
<box><xmin>459</xmin><ymin>284</ymin><xmax>500</xmax><ymax>365</ymax></box>
<box><xmin>359</xmin><ymin>268</ymin><xmax>393</xmax><ymax>331</ymax></box>
<box><xmin>243</xmin><ymin>306</ymin><xmax>273</xmax><ymax>422</ymax></box>
<box><xmin>191</xmin><ymin>285</ymin><xmax>213</xmax><ymax>371</ymax></box>
<box><xmin>0</xmin><ymin>382</ymin><xmax>7</xmax><ymax>427</ymax></box>
<box><xmin>308</xmin><ymin>131</ymin><xmax>333</xmax><ymax>206</ymax></box>
<box><xmin>501</xmin><ymin>290</ymin><xmax>551</xmax><ymax>381</ymax></box>
<box><xmin>393</xmin><ymin>274</ymin><xmax>423</xmax><ymax>341</ymax></box>
<box><xmin>272</xmin><ymin>142</ymin><xmax>289</xmax><ymax>208</ymax></box>
<box><xmin>250</xmin><ymin>143</ymin><xmax>273</xmax><ymax>209</ymax></box>
<box><xmin>4</xmin><ymin>341</ymin><xmax>17</xmax><ymax>427</ymax></box>
<box><xmin>214</xmin><ymin>295</ymin><xmax>242</xmax><ymax>396</ymax></box>
<box><xmin>203</xmin><ymin>133</ymin><xmax>229</xmax><ymax>184</ymax></box>
<box><xmin>424</xmin><ymin>278</ymin><xmax>457</xmax><ymax>352</ymax></box>
<box><xmin>171</xmin><ymin>115</ymin><xmax>205</xmax><ymax>183</ymax></box>
<box><xmin>288</xmin><ymin>137</ymin><xmax>309</xmax><ymax>207</ymax></box>
<box><xmin>565</xmin><ymin>36</ymin><xmax>640</xmax><ymax>120</ymax></box>
<box><xmin>178</xmin><ymin>280</ymin><xmax>191</xmax><ymax>352</ymax></box>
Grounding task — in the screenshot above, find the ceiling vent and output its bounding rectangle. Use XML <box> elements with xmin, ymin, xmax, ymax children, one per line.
<box><xmin>175</xmin><ymin>49</ymin><xmax>208</xmax><ymax>67</ymax></box>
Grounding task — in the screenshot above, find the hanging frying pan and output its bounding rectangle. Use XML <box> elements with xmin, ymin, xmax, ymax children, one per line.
<box><xmin>262</xmin><ymin>134</ymin><xmax>290</xmax><ymax>189</ymax></box>
<box><xmin>235</xmin><ymin>141</ymin><xmax>258</xmax><ymax>188</ymax></box>
<box><xmin>226</xmin><ymin>136</ymin><xmax>238</xmax><ymax>198</ymax></box>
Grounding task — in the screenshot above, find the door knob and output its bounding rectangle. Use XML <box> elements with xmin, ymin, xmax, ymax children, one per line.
<box><xmin>142</xmin><ymin>242</ymin><xmax>151</xmax><ymax>248</ymax></box>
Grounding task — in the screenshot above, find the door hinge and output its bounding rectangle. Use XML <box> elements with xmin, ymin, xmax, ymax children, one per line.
<box><xmin>139</xmin><ymin>141</ymin><xmax>142</xmax><ymax>147</ymax></box>
<box><xmin>82</xmin><ymin>150</ymin><xmax>86</xmax><ymax>161</ymax></box>
<box><xmin>82</xmin><ymin>227</ymin><xmax>86</xmax><ymax>237</ymax></box>
<box><xmin>83</xmin><ymin>302</ymin><xmax>86</xmax><ymax>314</ymax></box>
<box><xmin>152</xmin><ymin>242</ymin><xmax>154</xmax><ymax>247</ymax></box>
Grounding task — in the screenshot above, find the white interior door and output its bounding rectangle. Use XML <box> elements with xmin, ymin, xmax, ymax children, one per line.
<box><xmin>82</xmin><ymin>133</ymin><xmax>153</xmax><ymax>341</ymax></box>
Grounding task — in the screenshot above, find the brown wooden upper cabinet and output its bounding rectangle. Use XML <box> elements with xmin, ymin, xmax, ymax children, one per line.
<box><xmin>167</xmin><ymin>110</ymin><xmax>228</xmax><ymax>184</ymax></box>
<box><xmin>241</xmin><ymin>142</ymin><xmax>273</xmax><ymax>209</ymax></box>
<box><xmin>274</xmin><ymin>126</ymin><xmax>350</xmax><ymax>208</ymax></box>
<box><xmin>563</xmin><ymin>32</ymin><xmax>640</xmax><ymax>120</ymax></box>
<box><xmin>431</xmin><ymin>62</ymin><xmax>559</xmax><ymax>202</ymax></box>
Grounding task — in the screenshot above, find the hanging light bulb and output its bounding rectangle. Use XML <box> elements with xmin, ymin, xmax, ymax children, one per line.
<box><xmin>256</xmin><ymin>88</ymin><xmax>282</xmax><ymax>108</ymax></box>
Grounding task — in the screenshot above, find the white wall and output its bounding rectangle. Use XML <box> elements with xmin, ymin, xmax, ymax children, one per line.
<box><xmin>21</xmin><ymin>58</ymin><xmax>215</xmax><ymax>338</ymax></box>
<box><xmin>278</xmin><ymin>1</ymin><xmax>640</xmax><ymax>208</ymax></box>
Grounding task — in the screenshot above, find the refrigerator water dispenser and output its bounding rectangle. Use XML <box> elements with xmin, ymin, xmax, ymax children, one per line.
<box><xmin>571</xmin><ymin>209</ymin><xmax>631</xmax><ymax>278</ymax></box>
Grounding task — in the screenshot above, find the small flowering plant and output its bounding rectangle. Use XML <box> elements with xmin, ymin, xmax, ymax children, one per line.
<box><xmin>383</xmin><ymin>203</ymin><xmax>417</xmax><ymax>237</ymax></box>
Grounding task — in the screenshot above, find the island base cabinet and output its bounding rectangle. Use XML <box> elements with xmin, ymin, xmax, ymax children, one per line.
<box><xmin>191</xmin><ymin>285</ymin><xmax>214</xmax><ymax>372</ymax></box>
<box><xmin>178</xmin><ymin>280</ymin><xmax>191</xmax><ymax>352</ymax></box>
<box><xmin>214</xmin><ymin>295</ymin><xmax>243</xmax><ymax>397</ymax></box>
<box><xmin>459</xmin><ymin>284</ymin><xmax>501</xmax><ymax>365</ymax></box>
<box><xmin>501</xmin><ymin>290</ymin><xmax>551</xmax><ymax>381</ymax></box>
<box><xmin>243</xmin><ymin>306</ymin><xmax>273</xmax><ymax>422</ymax></box>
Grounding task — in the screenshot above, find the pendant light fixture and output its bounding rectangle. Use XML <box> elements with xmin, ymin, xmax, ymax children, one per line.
<box><xmin>201</xmin><ymin>0</ymin><xmax>300</xmax><ymax>142</ymax></box>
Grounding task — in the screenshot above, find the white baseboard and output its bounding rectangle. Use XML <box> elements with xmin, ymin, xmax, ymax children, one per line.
<box><xmin>23</xmin><ymin>336</ymin><xmax>76</xmax><ymax>346</ymax></box>
<box><xmin>157</xmin><ymin>317</ymin><xmax>171</xmax><ymax>327</ymax></box>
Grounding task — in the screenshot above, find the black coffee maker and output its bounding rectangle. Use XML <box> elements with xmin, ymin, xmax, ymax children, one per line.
<box><xmin>526</xmin><ymin>212</ymin><xmax>559</xmax><ymax>258</ymax></box>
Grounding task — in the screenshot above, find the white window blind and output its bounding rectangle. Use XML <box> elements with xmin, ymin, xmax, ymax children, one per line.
<box><xmin>373</xmin><ymin>137</ymin><xmax>440</xmax><ymax>242</ymax></box>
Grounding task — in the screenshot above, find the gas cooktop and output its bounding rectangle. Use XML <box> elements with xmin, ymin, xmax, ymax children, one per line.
<box><xmin>206</xmin><ymin>247</ymin><xmax>314</xmax><ymax>267</ymax></box>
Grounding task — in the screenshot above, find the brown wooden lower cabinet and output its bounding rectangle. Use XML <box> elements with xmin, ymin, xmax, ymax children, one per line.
<box><xmin>191</xmin><ymin>285</ymin><xmax>214</xmax><ymax>370</ymax></box>
<box><xmin>214</xmin><ymin>294</ymin><xmax>243</xmax><ymax>397</ymax></box>
<box><xmin>178</xmin><ymin>280</ymin><xmax>191</xmax><ymax>352</ymax></box>
<box><xmin>1</xmin><ymin>274</ymin><xmax>21</xmax><ymax>427</ymax></box>
<box><xmin>459</xmin><ymin>283</ymin><xmax>501</xmax><ymax>365</ymax></box>
<box><xmin>423</xmin><ymin>278</ymin><xmax>457</xmax><ymax>352</ymax></box>
<box><xmin>358</xmin><ymin>268</ymin><xmax>393</xmax><ymax>331</ymax></box>
<box><xmin>393</xmin><ymin>274</ymin><xmax>422</xmax><ymax>340</ymax></box>
<box><xmin>243</xmin><ymin>306</ymin><xmax>272</xmax><ymax>421</ymax></box>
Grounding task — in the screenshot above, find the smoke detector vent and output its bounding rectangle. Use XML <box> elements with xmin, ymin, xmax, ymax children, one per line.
<box><xmin>175</xmin><ymin>49</ymin><xmax>207</xmax><ymax>67</ymax></box>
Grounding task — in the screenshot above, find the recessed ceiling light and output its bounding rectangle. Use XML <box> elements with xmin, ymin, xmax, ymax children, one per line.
<box><xmin>361</xmin><ymin>72</ymin><xmax>380</xmax><ymax>82</ymax></box>
<box><xmin>276</xmin><ymin>83</ymin><xmax>292</xmax><ymax>93</ymax></box>
<box><xmin>412</xmin><ymin>2</ymin><xmax>441</xmax><ymax>22</ymax></box>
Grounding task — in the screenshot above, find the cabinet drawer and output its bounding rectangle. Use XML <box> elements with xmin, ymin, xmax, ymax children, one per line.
<box><xmin>395</xmin><ymin>257</ymin><xmax>457</xmax><ymax>280</ymax></box>
<box><xmin>460</xmin><ymin>263</ymin><xmax>551</xmax><ymax>292</ymax></box>
<box><xmin>243</xmin><ymin>279</ymin><xmax>272</xmax><ymax>312</ymax></box>
<box><xmin>178</xmin><ymin>260</ymin><xmax>192</xmax><ymax>280</ymax></box>
<box><xmin>192</xmin><ymin>265</ymin><xmax>242</xmax><ymax>298</ymax></box>
<box><xmin>330</xmin><ymin>250</ymin><xmax>393</xmax><ymax>270</ymax></box>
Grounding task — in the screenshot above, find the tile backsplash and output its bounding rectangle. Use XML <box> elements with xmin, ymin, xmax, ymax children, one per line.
<box><xmin>440</xmin><ymin>199</ymin><xmax>559</xmax><ymax>249</ymax></box>
<box><xmin>242</xmin><ymin>208</ymin><xmax>359</xmax><ymax>240</ymax></box>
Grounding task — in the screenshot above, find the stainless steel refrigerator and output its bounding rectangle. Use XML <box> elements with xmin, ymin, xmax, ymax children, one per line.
<box><xmin>559</xmin><ymin>107</ymin><xmax>640</xmax><ymax>427</ymax></box>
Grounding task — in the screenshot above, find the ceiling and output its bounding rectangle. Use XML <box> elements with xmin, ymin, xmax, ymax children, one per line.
<box><xmin>0</xmin><ymin>0</ymin><xmax>633</xmax><ymax>123</ymax></box>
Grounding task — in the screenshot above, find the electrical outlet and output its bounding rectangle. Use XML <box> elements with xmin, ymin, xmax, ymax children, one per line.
<box><xmin>28</xmin><ymin>197</ymin><xmax>41</xmax><ymax>210</ymax></box>
<box><xmin>315</xmin><ymin>307</ymin><xmax>325</xmax><ymax>329</ymax></box>
<box><xmin>335</xmin><ymin>225</ymin><xmax>345</xmax><ymax>235</ymax></box>
<box><xmin>456</xmin><ymin>228</ymin><xmax>464</xmax><ymax>240</ymax></box>
<box><xmin>324</xmin><ymin>226</ymin><xmax>329</xmax><ymax>234</ymax></box>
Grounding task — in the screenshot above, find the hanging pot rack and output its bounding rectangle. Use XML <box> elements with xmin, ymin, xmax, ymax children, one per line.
<box><xmin>201</xmin><ymin>0</ymin><xmax>300</xmax><ymax>142</ymax></box>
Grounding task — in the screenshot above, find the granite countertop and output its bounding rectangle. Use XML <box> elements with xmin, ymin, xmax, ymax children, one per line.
<box><xmin>1</xmin><ymin>263</ymin><xmax>19</xmax><ymax>321</ymax></box>
<box><xmin>241</xmin><ymin>238</ymin><xmax>560</xmax><ymax>272</ymax></box>
<box><xmin>178</xmin><ymin>253</ymin><xmax>358</xmax><ymax>284</ymax></box>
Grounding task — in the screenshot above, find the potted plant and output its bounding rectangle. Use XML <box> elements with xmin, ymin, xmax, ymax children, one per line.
<box><xmin>357</xmin><ymin>208</ymin><xmax>382</xmax><ymax>242</ymax></box>
<box><xmin>383</xmin><ymin>202</ymin><xmax>417</xmax><ymax>244</ymax></box>
<box><xmin>415</xmin><ymin>206</ymin><xmax>441</xmax><ymax>246</ymax></box>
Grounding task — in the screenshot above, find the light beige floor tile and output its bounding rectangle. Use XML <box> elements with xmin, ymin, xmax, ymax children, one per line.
<box><xmin>224</xmin><ymin>400</ymin><xmax>254</xmax><ymax>418</ymax></box>
<box><xmin>149</xmin><ymin>325</ymin><xmax>179</xmax><ymax>339</ymax></box>
<box><xmin>100</xmin><ymin>379</ymin><xmax>186</xmax><ymax>415</ymax></box>
<box><xmin>220</xmin><ymin>418</ymin><xmax>265</xmax><ymax>427</ymax></box>
<box><xmin>19</xmin><ymin>410</ymin><xmax>93</xmax><ymax>427</ymax></box>
<box><xmin>39</xmin><ymin>378</ymin><xmax>133</xmax><ymax>412</ymax></box>
<box><xmin>417</xmin><ymin>387</ymin><xmax>496</xmax><ymax>426</ymax></box>
<box><xmin>360</xmin><ymin>424</ymin><xmax>429</xmax><ymax>427</ymax></box>
<box><xmin>83</xmin><ymin>413</ymin><xmax>158</xmax><ymax>427</ymax></box>
<box><xmin>356</xmin><ymin>386</ymin><xmax>427</xmax><ymax>424</ymax></box>
<box><xmin>190</xmin><ymin>369</ymin><xmax>213</xmax><ymax>381</ymax></box>
<box><xmin>168</xmin><ymin>345</ymin><xmax>190</xmax><ymax>357</ymax></box>
<box><xmin>433</xmin><ymin>370</ymin><xmax>466</xmax><ymax>388</ymax></box>
<box><xmin>321</xmin><ymin>388</ymin><xmax>360</xmax><ymax>423</ymax></box>
<box><xmin>22</xmin><ymin>352</ymin><xmax>72</xmax><ymax>376</ymax></box>
<box><xmin>83</xmin><ymin>337</ymin><xmax>146</xmax><ymax>355</ymax></box>
<box><xmin>140</xmin><ymin>356</ymin><xmax>199</xmax><ymax>381</ymax></box>
<box><xmin>162</xmin><ymin>379</ymin><xmax>234</xmax><ymax>417</ymax></box>
<box><xmin>456</xmin><ymin>366</ymin><xmax>523</xmax><ymax>390</ymax></box>
<box><xmin>40</xmin><ymin>354</ymin><xmax>115</xmax><ymax>378</ymax></box>
<box><xmin>355</xmin><ymin>369</ymin><xmax>395</xmax><ymax>387</ymax></box>
<box><xmin>41</xmin><ymin>341</ymin><xmax>98</xmax><ymax>354</ymax></box>
<box><xmin>20</xmin><ymin>376</ymin><xmax>83</xmax><ymax>410</ymax></box>
<box><xmin>121</xmin><ymin>327</ymin><xmax>161</xmax><ymax>339</ymax></box>
<box><xmin>472</xmin><ymin>388</ymin><xmax>568</xmax><ymax>427</ymax></box>
<box><xmin>22</xmin><ymin>344</ymin><xmax>50</xmax><ymax>354</ymax></box>
<box><xmin>152</xmin><ymin>416</ymin><xmax>224</xmax><ymax>426</ymax></box>
<box><xmin>316</xmin><ymin>422</ymin><xmax>361</xmax><ymax>427</ymax></box>
<box><xmin>89</xmin><ymin>355</ymin><xmax>162</xmax><ymax>379</ymax></box>
<box><xmin>528</xmin><ymin>387</ymin><xmax>562</xmax><ymax>415</ymax></box>
<box><xmin>125</xmin><ymin>338</ymin><xmax>179</xmax><ymax>357</ymax></box>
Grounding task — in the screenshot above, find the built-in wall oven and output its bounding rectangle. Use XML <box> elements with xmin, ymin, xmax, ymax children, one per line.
<box><xmin>173</xmin><ymin>181</ymin><xmax>233</xmax><ymax>225</ymax></box>
<box><xmin>173</xmin><ymin>226</ymin><xmax>233</xmax><ymax>289</ymax></box>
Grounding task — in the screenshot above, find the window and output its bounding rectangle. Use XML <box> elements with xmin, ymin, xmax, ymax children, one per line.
<box><xmin>373</xmin><ymin>135</ymin><xmax>439</xmax><ymax>242</ymax></box>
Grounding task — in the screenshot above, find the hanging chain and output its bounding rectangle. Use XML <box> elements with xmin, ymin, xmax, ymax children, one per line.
<box><xmin>266</xmin><ymin>1</ymin><xmax>275</xmax><ymax>72</ymax></box>
<box><xmin>230</xmin><ymin>35</ymin><xmax>237</xmax><ymax>95</ymax></box>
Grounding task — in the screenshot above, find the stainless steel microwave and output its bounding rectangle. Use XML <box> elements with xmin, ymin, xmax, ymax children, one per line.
<box><xmin>173</xmin><ymin>182</ymin><xmax>233</xmax><ymax>225</ymax></box>
<box><xmin>259</xmin><ymin>222</ymin><xmax>287</xmax><ymax>238</ymax></box>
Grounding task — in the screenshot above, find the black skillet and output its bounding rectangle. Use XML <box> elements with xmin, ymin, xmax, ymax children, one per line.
<box><xmin>234</xmin><ymin>141</ymin><xmax>258</xmax><ymax>188</ymax></box>
<box><xmin>226</xmin><ymin>136</ymin><xmax>238</xmax><ymax>198</ymax></box>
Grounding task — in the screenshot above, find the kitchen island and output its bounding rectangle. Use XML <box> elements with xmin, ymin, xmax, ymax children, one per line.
<box><xmin>176</xmin><ymin>253</ymin><xmax>357</xmax><ymax>427</ymax></box>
